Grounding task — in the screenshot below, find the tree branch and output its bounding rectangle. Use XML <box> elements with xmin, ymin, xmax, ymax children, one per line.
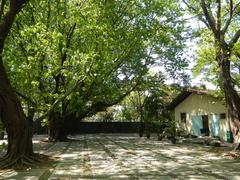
<box><xmin>36</xmin><ymin>77</ymin><xmax>86</xmax><ymax>121</ymax></box>
<box><xmin>15</xmin><ymin>90</ymin><xmax>36</xmax><ymax>107</ymax></box>
<box><xmin>66</xmin><ymin>23</ymin><xmax>76</xmax><ymax>49</ymax></box>
<box><xmin>221</xmin><ymin>0</ymin><xmax>233</xmax><ymax>34</ymax></box>
<box><xmin>0</xmin><ymin>0</ymin><xmax>28</xmax><ymax>45</ymax></box>
<box><xmin>200</xmin><ymin>0</ymin><xmax>218</xmax><ymax>37</ymax></box>
<box><xmin>182</xmin><ymin>0</ymin><xmax>210</xmax><ymax>28</ymax></box>
<box><xmin>60</xmin><ymin>22</ymin><xmax>76</xmax><ymax>66</ymax></box>
<box><xmin>229</xmin><ymin>28</ymin><xmax>240</xmax><ymax>47</ymax></box>
<box><xmin>0</xmin><ymin>0</ymin><xmax>6</xmax><ymax>20</ymax></box>
<box><xmin>216</xmin><ymin>0</ymin><xmax>221</xmax><ymax>32</ymax></box>
<box><xmin>15</xmin><ymin>20</ymin><xmax>29</xmax><ymax>61</ymax></box>
<box><xmin>78</xmin><ymin>78</ymin><xmax>140</xmax><ymax>119</ymax></box>
<box><xmin>233</xmin><ymin>1</ymin><xmax>240</xmax><ymax>13</ymax></box>
<box><xmin>54</xmin><ymin>23</ymin><xmax>77</xmax><ymax>93</ymax></box>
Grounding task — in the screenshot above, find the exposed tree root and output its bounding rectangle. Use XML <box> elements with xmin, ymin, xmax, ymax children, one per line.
<box><xmin>0</xmin><ymin>153</ymin><xmax>56</xmax><ymax>170</ymax></box>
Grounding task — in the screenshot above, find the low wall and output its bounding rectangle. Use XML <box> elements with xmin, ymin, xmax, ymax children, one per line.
<box><xmin>34</xmin><ymin>121</ymin><xmax>161</xmax><ymax>135</ymax></box>
<box><xmin>70</xmin><ymin>122</ymin><xmax>141</xmax><ymax>134</ymax></box>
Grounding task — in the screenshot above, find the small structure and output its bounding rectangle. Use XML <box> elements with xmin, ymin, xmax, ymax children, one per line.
<box><xmin>168</xmin><ymin>89</ymin><xmax>230</xmax><ymax>141</ymax></box>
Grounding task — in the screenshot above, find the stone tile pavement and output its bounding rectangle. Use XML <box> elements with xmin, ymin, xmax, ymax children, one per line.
<box><xmin>0</xmin><ymin>134</ymin><xmax>240</xmax><ymax>179</ymax></box>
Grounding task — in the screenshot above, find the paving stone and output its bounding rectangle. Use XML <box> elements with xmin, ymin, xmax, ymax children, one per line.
<box><xmin>1</xmin><ymin>134</ymin><xmax>240</xmax><ymax>179</ymax></box>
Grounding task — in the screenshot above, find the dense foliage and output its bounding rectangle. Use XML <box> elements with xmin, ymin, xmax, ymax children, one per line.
<box><xmin>4</xmin><ymin>0</ymin><xmax>188</xmax><ymax>132</ymax></box>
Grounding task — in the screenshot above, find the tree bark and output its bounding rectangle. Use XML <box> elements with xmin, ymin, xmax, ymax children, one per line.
<box><xmin>48</xmin><ymin>111</ymin><xmax>67</xmax><ymax>142</ymax></box>
<box><xmin>0</xmin><ymin>0</ymin><xmax>47</xmax><ymax>169</ymax></box>
<box><xmin>217</xmin><ymin>47</ymin><xmax>240</xmax><ymax>142</ymax></box>
<box><xmin>0</xmin><ymin>56</ymin><xmax>36</xmax><ymax>168</ymax></box>
<box><xmin>193</xmin><ymin>0</ymin><xmax>240</xmax><ymax>144</ymax></box>
<box><xmin>0</xmin><ymin>62</ymin><xmax>49</xmax><ymax>168</ymax></box>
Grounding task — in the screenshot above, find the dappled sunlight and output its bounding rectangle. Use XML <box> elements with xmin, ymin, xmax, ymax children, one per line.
<box><xmin>0</xmin><ymin>170</ymin><xmax>18</xmax><ymax>178</ymax></box>
<box><xmin>53</xmin><ymin>168</ymin><xmax>83</xmax><ymax>176</ymax></box>
<box><xmin>59</xmin><ymin>153</ymin><xmax>81</xmax><ymax>160</ymax></box>
<box><xmin>0</xmin><ymin>169</ymin><xmax>45</xmax><ymax>180</ymax></box>
<box><xmin>0</xmin><ymin>140</ymin><xmax>7</xmax><ymax>146</ymax></box>
<box><xmin>200</xmin><ymin>155</ymin><xmax>222</xmax><ymax>161</ymax></box>
<box><xmin>1</xmin><ymin>134</ymin><xmax>240</xmax><ymax>179</ymax></box>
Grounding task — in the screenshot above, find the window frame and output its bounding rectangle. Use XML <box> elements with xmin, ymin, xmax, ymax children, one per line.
<box><xmin>220</xmin><ymin>113</ymin><xmax>226</xmax><ymax>119</ymax></box>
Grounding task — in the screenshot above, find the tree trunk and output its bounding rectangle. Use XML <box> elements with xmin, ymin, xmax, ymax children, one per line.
<box><xmin>48</xmin><ymin>112</ymin><xmax>67</xmax><ymax>142</ymax></box>
<box><xmin>0</xmin><ymin>57</ymin><xmax>37</xmax><ymax>168</ymax></box>
<box><xmin>0</xmin><ymin>0</ymin><xmax>49</xmax><ymax>169</ymax></box>
<box><xmin>139</xmin><ymin>121</ymin><xmax>144</xmax><ymax>137</ymax></box>
<box><xmin>137</xmin><ymin>91</ymin><xmax>144</xmax><ymax>137</ymax></box>
<box><xmin>217</xmin><ymin>48</ymin><xmax>240</xmax><ymax>143</ymax></box>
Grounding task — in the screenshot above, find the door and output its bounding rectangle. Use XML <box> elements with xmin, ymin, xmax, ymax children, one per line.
<box><xmin>202</xmin><ymin>115</ymin><xmax>209</xmax><ymax>129</ymax></box>
<box><xmin>201</xmin><ymin>115</ymin><xmax>209</xmax><ymax>136</ymax></box>
<box><xmin>192</xmin><ymin>116</ymin><xmax>203</xmax><ymax>136</ymax></box>
<box><xmin>211</xmin><ymin>114</ymin><xmax>220</xmax><ymax>137</ymax></box>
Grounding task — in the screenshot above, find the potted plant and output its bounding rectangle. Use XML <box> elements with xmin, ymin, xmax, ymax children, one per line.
<box><xmin>146</xmin><ymin>131</ymin><xmax>151</xmax><ymax>139</ymax></box>
<box><xmin>145</xmin><ymin>121</ymin><xmax>151</xmax><ymax>139</ymax></box>
<box><xmin>171</xmin><ymin>135</ymin><xmax>177</xmax><ymax>144</ymax></box>
<box><xmin>158</xmin><ymin>133</ymin><xmax>164</xmax><ymax>141</ymax></box>
<box><xmin>165</xmin><ymin>120</ymin><xmax>177</xmax><ymax>144</ymax></box>
<box><xmin>144</xmin><ymin>117</ymin><xmax>151</xmax><ymax>139</ymax></box>
<box><xmin>139</xmin><ymin>121</ymin><xmax>144</xmax><ymax>137</ymax></box>
<box><xmin>153</xmin><ymin>121</ymin><xmax>163</xmax><ymax>141</ymax></box>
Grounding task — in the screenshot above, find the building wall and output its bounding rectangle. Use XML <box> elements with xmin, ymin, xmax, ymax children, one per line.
<box><xmin>174</xmin><ymin>93</ymin><xmax>229</xmax><ymax>141</ymax></box>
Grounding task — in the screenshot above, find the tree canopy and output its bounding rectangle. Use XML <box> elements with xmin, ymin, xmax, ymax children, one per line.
<box><xmin>5</xmin><ymin>0</ymin><xmax>188</xmax><ymax>128</ymax></box>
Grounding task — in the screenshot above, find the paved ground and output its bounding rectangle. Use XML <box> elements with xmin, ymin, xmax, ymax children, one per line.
<box><xmin>0</xmin><ymin>134</ymin><xmax>240</xmax><ymax>179</ymax></box>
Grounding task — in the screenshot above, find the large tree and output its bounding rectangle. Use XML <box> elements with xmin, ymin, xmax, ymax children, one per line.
<box><xmin>183</xmin><ymin>0</ymin><xmax>240</xmax><ymax>141</ymax></box>
<box><xmin>0</xmin><ymin>0</ymin><xmax>43</xmax><ymax>169</ymax></box>
<box><xmin>5</xmin><ymin>0</ymin><xmax>188</xmax><ymax>141</ymax></box>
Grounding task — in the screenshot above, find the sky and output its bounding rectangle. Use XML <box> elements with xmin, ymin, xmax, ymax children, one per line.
<box><xmin>149</xmin><ymin>4</ymin><xmax>218</xmax><ymax>90</ymax></box>
<box><xmin>151</xmin><ymin>36</ymin><xmax>216</xmax><ymax>90</ymax></box>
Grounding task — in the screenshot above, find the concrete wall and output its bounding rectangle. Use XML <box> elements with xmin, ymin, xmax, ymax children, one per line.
<box><xmin>174</xmin><ymin>93</ymin><xmax>229</xmax><ymax>141</ymax></box>
<box><xmin>71</xmin><ymin>122</ymin><xmax>141</xmax><ymax>134</ymax></box>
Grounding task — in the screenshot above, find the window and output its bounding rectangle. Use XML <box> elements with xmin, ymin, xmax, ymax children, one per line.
<box><xmin>220</xmin><ymin>113</ymin><xmax>226</xmax><ymax>119</ymax></box>
<box><xmin>180</xmin><ymin>113</ymin><xmax>186</xmax><ymax>123</ymax></box>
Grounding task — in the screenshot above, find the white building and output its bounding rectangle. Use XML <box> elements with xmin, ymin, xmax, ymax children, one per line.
<box><xmin>168</xmin><ymin>89</ymin><xmax>230</xmax><ymax>141</ymax></box>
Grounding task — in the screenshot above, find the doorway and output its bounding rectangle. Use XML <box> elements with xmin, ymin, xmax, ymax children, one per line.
<box><xmin>192</xmin><ymin>115</ymin><xmax>209</xmax><ymax>136</ymax></box>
